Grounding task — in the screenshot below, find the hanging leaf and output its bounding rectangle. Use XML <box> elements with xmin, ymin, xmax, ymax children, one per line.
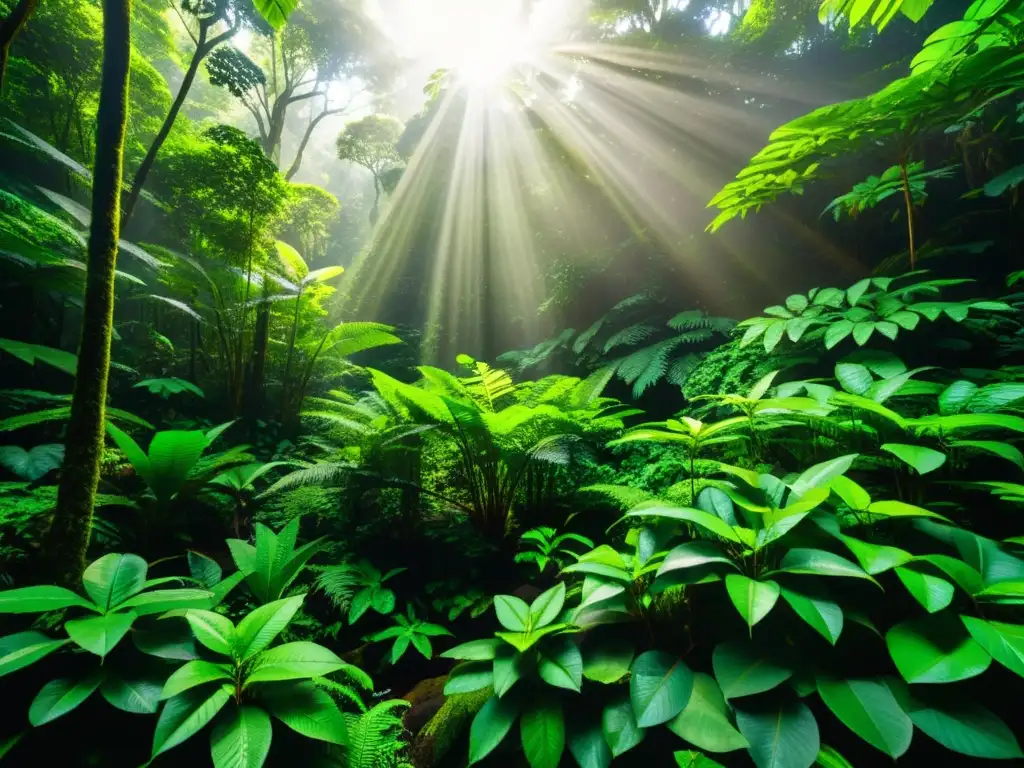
<box><xmin>629</xmin><ymin>650</ymin><xmax>693</xmax><ymax>727</ymax></box>
<box><xmin>735</xmin><ymin>697</ymin><xmax>820</xmax><ymax>768</ymax></box>
<box><xmin>668</xmin><ymin>672</ymin><xmax>748</xmax><ymax>753</ymax></box>
<box><xmin>712</xmin><ymin>641</ymin><xmax>793</xmax><ymax>699</ymax></box>
<box><xmin>886</xmin><ymin>613</ymin><xmax>991</xmax><ymax>684</ymax></box>
<box><xmin>725</xmin><ymin>575</ymin><xmax>781</xmax><ymax>634</ymax></box>
<box><xmin>816</xmin><ymin>677</ymin><xmax>912</xmax><ymax>757</ymax></box>
<box><xmin>520</xmin><ymin>698</ymin><xmax>564</xmax><ymax>768</ymax></box>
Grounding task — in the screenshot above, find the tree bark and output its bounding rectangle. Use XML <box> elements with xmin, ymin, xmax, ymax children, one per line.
<box><xmin>0</xmin><ymin>0</ymin><xmax>38</xmax><ymax>92</ymax></box>
<box><xmin>121</xmin><ymin>23</ymin><xmax>210</xmax><ymax>226</ymax></box>
<box><xmin>46</xmin><ymin>0</ymin><xmax>132</xmax><ymax>585</ymax></box>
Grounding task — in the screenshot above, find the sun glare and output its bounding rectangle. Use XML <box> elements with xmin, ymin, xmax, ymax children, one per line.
<box><xmin>454</xmin><ymin>22</ymin><xmax>533</xmax><ymax>89</ymax></box>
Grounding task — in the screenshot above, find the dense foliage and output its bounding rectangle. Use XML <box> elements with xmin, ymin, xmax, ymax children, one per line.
<box><xmin>1</xmin><ymin>0</ymin><xmax>1023</xmax><ymax>766</ymax></box>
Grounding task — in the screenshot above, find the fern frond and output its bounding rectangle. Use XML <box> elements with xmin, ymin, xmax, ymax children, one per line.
<box><xmin>340</xmin><ymin>699</ymin><xmax>411</xmax><ymax>768</ymax></box>
<box><xmin>315</xmin><ymin>564</ymin><xmax>361</xmax><ymax>608</ymax></box>
<box><xmin>314</xmin><ymin>676</ymin><xmax>369</xmax><ymax>713</ymax></box>
<box><xmin>259</xmin><ymin>461</ymin><xmax>355</xmax><ymax>496</ymax></box>
<box><xmin>464</xmin><ymin>361</ymin><xmax>515</xmax><ymax>410</ymax></box>
<box><xmin>602</xmin><ymin>323</ymin><xmax>658</xmax><ymax>353</ymax></box>
<box><xmin>666</xmin><ymin>353</ymin><xmax>705</xmax><ymax>387</ymax></box>
<box><xmin>573</xmin><ymin>317</ymin><xmax>605</xmax><ymax>355</ymax></box>
<box><xmin>619</xmin><ymin>337</ymin><xmax>688</xmax><ymax>397</ymax></box>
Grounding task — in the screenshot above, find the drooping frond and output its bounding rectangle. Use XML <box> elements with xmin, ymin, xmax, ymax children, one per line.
<box><xmin>337</xmin><ymin>700</ymin><xmax>411</xmax><ymax>768</ymax></box>
<box><xmin>260</xmin><ymin>461</ymin><xmax>356</xmax><ymax>496</ymax></box>
<box><xmin>320</xmin><ymin>322</ymin><xmax>403</xmax><ymax>359</ymax></box>
<box><xmin>602</xmin><ymin>323</ymin><xmax>658</xmax><ymax>353</ymax></box>
<box><xmin>618</xmin><ymin>337</ymin><xmax>688</xmax><ymax>397</ymax></box>
<box><xmin>573</xmin><ymin>317</ymin><xmax>606</xmax><ymax>355</ymax></box>
<box><xmin>666</xmin><ymin>354</ymin><xmax>705</xmax><ymax>387</ymax></box>
<box><xmin>314</xmin><ymin>564</ymin><xmax>362</xmax><ymax>609</ymax></box>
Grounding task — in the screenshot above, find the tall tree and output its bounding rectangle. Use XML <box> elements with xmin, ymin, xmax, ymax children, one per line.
<box><xmin>120</xmin><ymin>0</ymin><xmax>254</xmax><ymax>225</ymax></box>
<box><xmin>335</xmin><ymin>114</ymin><xmax>403</xmax><ymax>224</ymax></box>
<box><xmin>45</xmin><ymin>0</ymin><xmax>133</xmax><ymax>585</ymax></box>
<box><xmin>0</xmin><ymin>0</ymin><xmax>38</xmax><ymax>91</ymax></box>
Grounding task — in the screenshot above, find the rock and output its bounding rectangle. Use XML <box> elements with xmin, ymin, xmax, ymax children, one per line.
<box><xmin>409</xmin><ymin>687</ymin><xmax>492</xmax><ymax>768</ymax></box>
<box><xmin>402</xmin><ymin>675</ymin><xmax>448</xmax><ymax>735</ymax></box>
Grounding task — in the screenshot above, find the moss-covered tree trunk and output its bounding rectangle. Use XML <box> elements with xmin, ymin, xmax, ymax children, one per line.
<box><xmin>0</xmin><ymin>0</ymin><xmax>38</xmax><ymax>92</ymax></box>
<box><xmin>46</xmin><ymin>0</ymin><xmax>132</xmax><ymax>585</ymax></box>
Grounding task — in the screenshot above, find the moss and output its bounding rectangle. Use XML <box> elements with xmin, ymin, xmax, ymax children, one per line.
<box><xmin>409</xmin><ymin>686</ymin><xmax>491</xmax><ymax>768</ymax></box>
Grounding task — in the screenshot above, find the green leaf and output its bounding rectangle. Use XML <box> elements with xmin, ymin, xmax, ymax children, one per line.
<box><xmin>496</xmin><ymin>623</ymin><xmax>568</xmax><ymax>652</ymax></box>
<box><xmin>824</xmin><ymin>321</ymin><xmax>854</xmax><ymax>350</ymax></box>
<box><xmin>961</xmin><ymin>617</ymin><xmax>1024</xmax><ymax>678</ymax></box>
<box><xmin>816</xmin><ymin>677</ymin><xmax>911</xmax><ymax>757</ymax></box>
<box><xmin>146</xmin><ymin>430</ymin><xmax>211</xmax><ymax>501</ymax></box>
<box><xmin>0</xmin><ymin>585</ymin><xmax>98</xmax><ymax>614</ymax></box>
<box><xmin>773</xmin><ymin>549</ymin><xmax>878</xmax><ymax>585</ymax></box>
<box><xmin>152</xmin><ymin>684</ymin><xmax>233</xmax><ymax>758</ymax></box>
<box><xmin>735</xmin><ymin>698</ymin><xmax>820</xmax><ymax>768</ymax></box>
<box><xmin>246</xmin><ymin>642</ymin><xmax>345</xmax><ymax>684</ymax></box>
<box><xmin>260</xmin><ymin>680</ymin><xmax>347</xmax><ymax>744</ymax></box>
<box><xmin>185</xmin><ymin>610</ymin><xmax>236</xmax><ymax>656</ymax></box>
<box><xmin>625</xmin><ymin>504</ymin><xmax>743</xmax><ymax>543</ymax></box>
<box><xmin>880</xmin><ymin>444</ymin><xmax>946</xmax><ymax>474</ymax></box>
<box><xmin>82</xmin><ymin>553</ymin><xmax>147</xmax><ymax>612</ymax></box>
<box><xmin>235</xmin><ymin>594</ymin><xmax>304</xmax><ymax>660</ymax></box>
<box><xmin>629</xmin><ymin>650</ymin><xmax>693</xmax><ymax>727</ymax></box>
<box><xmin>725</xmin><ymin>575</ymin><xmax>780</xmax><ymax>634</ymax></box>
<box><xmin>444</xmin><ymin>662</ymin><xmax>494</xmax><ymax>695</ymax></box>
<box><xmin>0</xmin><ymin>630</ymin><xmax>68</xmax><ymax>679</ymax></box>
<box><xmin>668</xmin><ymin>672</ymin><xmax>748</xmax><ymax>753</ymax></box>
<box><xmin>895</xmin><ymin>566</ymin><xmax>953</xmax><ymax>613</ymax></box>
<box><xmin>118</xmin><ymin>588</ymin><xmax>214</xmax><ymax>615</ymax></box>
<box><xmin>582</xmin><ymin>636</ymin><xmax>634</xmax><ymax>683</ymax></box>
<box><xmin>865</xmin><ymin>499</ymin><xmax>948</xmax><ymax>521</ymax></box>
<box><xmin>65</xmin><ymin>611</ymin><xmax>136</xmax><ymax>657</ymax></box>
<box><xmin>100</xmin><ymin>673</ymin><xmax>163</xmax><ymax>713</ymax></box>
<box><xmin>348</xmin><ymin>589</ymin><xmax>373</xmax><ymax>624</ymax></box>
<box><xmin>161</xmin><ymin>660</ymin><xmax>233</xmax><ymax>700</ymax></box>
<box><xmin>568</xmin><ymin>720</ymin><xmax>611</xmax><ymax>768</ymax></box>
<box><xmin>210</xmin><ymin>705</ymin><xmax>273</xmax><ymax>768</ymax></box>
<box><xmin>493</xmin><ymin>646</ymin><xmax>523</xmax><ymax>697</ymax></box>
<box><xmin>441</xmin><ymin>638</ymin><xmax>503</xmax><ymax>661</ymax></box>
<box><xmin>529</xmin><ymin>583</ymin><xmax>565</xmax><ymax>628</ymax></box>
<box><xmin>659</xmin><ymin>542</ymin><xmax>739</xmax><ymax>576</ymax></box>
<box><xmin>835</xmin><ymin>363</ymin><xmax>873</xmax><ymax>395</ymax></box>
<box><xmin>602</xmin><ymin>694</ymin><xmax>645</xmax><ymax>757</ymax></box>
<box><xmin>469</xmin><ymin>694</ymin><xmax>520</xmax><ymax>764</ymax></box>
<box><xmin>781</xmin><ymin>588</ymin><xmax>843</xmax><ymax>645</ymax></box>
<box><xmin>494</xmin><ymin>595</ymin><xmax>531</xmax><ymax>631</ymax></box>
<box><xmin>790</xmin><ymin>455</ymin><xmax>858</xmax><ymax>497</ymax></box>
<box><xmin>521</xmin><ymin>698</ymin><xmax>564</xmax><ymax>768</ymax></box>
<box><xmin>900</xmin><ymin>688</ymin><xmax>1021</xmax><ymax>759</ymax></box>
<box><xmin>538</xmin><ymin>637</ymin><xmax>582</xmax><ymax>691</ymax></box>
<box><xmin>886</xmin><ymin>613</ymin><xmax>991</xmax><ymax>684</ymax></box>
<box><xmin>712</xmin><ymin>641</ymin><xmax>792</xmax><ymax>699</ymax></box>
<box><xmin>28</xmin><ymin>672</ymin><xmax>104</xmax><ymax>726</ymax></box>
<box><xmin>813</xmin><ymin>744</ymin><xmax>854</xmax><ymax>768</ymax></box>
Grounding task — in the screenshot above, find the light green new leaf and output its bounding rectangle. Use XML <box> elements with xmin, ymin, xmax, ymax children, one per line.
<box><xmin>725</xmin><ymin>575</ymin><xmax>780</xmax><ymax>634</ymax></box>
<box><xmin>880</xmin><ymin>443</ymin><xmax>946</xmax><ymax>474</ymax></box>
<box><xmin>961</xmin><ymin>616</ymin><xmax>1024</xmax><ymax>678</ymax></box>
<box><xmin>235</xmin><ymin>594</ymin><xmax>304</xmax><ymax>660</ymax></box>
<box><xmin>625</xmin><ymin>504</ymin><xmax>742</xmax><ymax>543</ymax></box>
<box><xmin>441</xmin><ymin>638</ymin><xmax>503</xmax><ymax>661</ymax></box>
<box><xmin>530</xmin><ymin>583</ymin><xmax>565</xmax><ymax>628</ymax></box>
<box><xmin>494</xmin><ymin>595</ymin><xmax>531</xmax><ymax>631</ymax></box>
<box><xmin>65</xmin><ymin>611</ymin><xmax>136</xmax><ymax>657</ymax></box>
<box><xmin>521</xmin><ymin>698</ymin><xmax>564</xmax><ymax>768</ymax></box>
<box><xmin>185</xmin><ymin>610</ymin><xmax>236</xmax><ymax>656</ymax></box>
<box><xmin>160</xmin><ymin>660</ymin><xmax>233</xmax><ymax>700</ymax></box>
<box><xmin>246</xmin><ymin>642</ymin><xmax>345</xmax><ymax>684</ymax></box>
<box><xmin>210</xmin><ymin>705</ymin><xmax>273</xmax><ymax>768</ymax></box>
<box><xmin>0</xmin><ymin>585</ymin><xmax>98</xmax><ymax>614</ymax></box>
<box><xmin>895</xmin><ymin>566</ymin><xmax>953</xmax><ymax>613</ymax></box>
<box><xmin>668</xmin><ymin>672</ymin><xmax>748</xmax><ymax>753</ymax></box>
<box><xmin>675</xmin><ymin>751</ymin><xmax>725</xmax><ymax>767</ymax></box>
<box><xmin>816</xmin><ymin>677</ymin><xmax>911</xmax><ymax>758</ymax></box>
<box><xmin>82</xmin><ymin>553</ymin><xmax>147</xmax><ymax>611</ymax></box>
<box><xmin>152</xmin><ymin>684</ymin><xmax>233</xmax><ymax>758</ymax></box>
<box><xmin>886</xmin><ymin>613</ymin><xmax>991</xmax><ymax>684</ymax></box>
<box><xmin>118</xmin><ymin>588</ymin><xmax>213</xmax><ymax>615</ymax></box>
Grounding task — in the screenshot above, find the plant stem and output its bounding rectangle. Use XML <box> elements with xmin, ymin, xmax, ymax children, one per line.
<box><xmin>899</xmin><ymin>160</ymin><xmax>917</xmax><ymax>268</ymax></box>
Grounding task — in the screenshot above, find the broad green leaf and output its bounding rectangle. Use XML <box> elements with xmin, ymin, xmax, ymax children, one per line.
<box><xmin>469</xmin><ymin>694</ymin><xmax>520</xmax><ymax>764</ymax></box>
<box><xmin>100</xmin><ymin>673</ymin><xmax>163</xmax><ymax>713</ymax></box>
<box><xmin>895</xmin><ymin>566</ymin><xmax>953</xmax><ymax>613</ymax></box>
<box><xmin>735</xmin><ymin>698</ymin><xmax>820</xmax><ymax>768</ymax></box>
<box><xmin>28</xmin><ymin>672</ymin><xmax>104</xmax><ymax>726</ymax></box>
<box><xmin>880</xmin><ymin>443</ymin><xmax>946</xmax><ymax>475</ymax></box>
<box><xmin>866</xmin><ymin>499</ymin><xmax>948</xmax><ymax>521</ymax></box>
<box><xmin>538</xmin><ymin>637</ymin><xmax>582</xmax><ymax>692</ymax></box>
<box><xmin>790</xmin><ymin>454</ymin><xmax>858</xmax><ymax>497</ymax></box>
<box><xmin>675</xmin><ymin>751</ymin><xmax>725</xmax><ymax>767</ymax></box>
<box><xmin>839</xmin><ymin>537</ymin><xmax>911</xmax><ymax>575</ymax></box>
<box><xmin>493</xmin><ymin>646</ymin><xmax>523</xmax><ymax>697</ymax></box>
<box><xmin>625</xmin><ymin>504</ymin><xmax>742</xmax><ymax>543</ymax></box>
<box><xmin>814</xmin><ymin>744</ymin><xmax>854</xmax><ymax>768</ymax></box>
<box><xmin>521</xmin><ymin>698</ymin><xmax>564</xmax><ymax>768</ymax></box>
<box><xmin>602</xmin><ymin>694</ymin><xmax>645</xmax><ymax>757</ymax></box>
<box><xmin>975</xmin><ymin>581</ymin><xmax>1024</xmax><ymax>603</ymax></box>
<box><xmin>496</xmin><ymin>623</ymin><xmax>568</xmax><ymax>652</ymax></box>
<box><xmin>210</xmin><ymin>705</ymin><xmax>273</xmax><ymax>768</ymax></box>
<box><xmin>630</xmin><ymin>650</ymin><xmax>693</xmax><ymax>727</ymax></box>
<box><xmin>725</xmin><ymin>575</ymin><xmax>780</xmax><ymax>634</ymax></box>
<box><xmin>441</xmin><ymin>638</ymin><xmax>503</xmax><ymax>661</ymax></box>
<box><xmin>185</xmin><ymin>610</ymin><xmax>236</xmax><ymax>656</ymax></box>
<box><xmin>886</xmin><ymin>613</ymin><xmax>991</xmax><ymax>684</ymax></box>
<box><xmin>582</xmin><ymin>636</ymin><xmax>634</xmax><ymax>683</ymax></box>
<box><xmin>773</xmin><ymin>549</ymin><xmax>878</xmax><ymax>585</ymax></box>
<box><xmin>494</xmin><ymin>595</ymin><xmax>531</xmax><ymax>631</ymax></box>
<box><xmin>835</xmin><ymin>363</ymin><xmax>873</xmax><ymax>395</ymax></box>
<box><xmin>781</xmin><ymin>588</ymin><xmax>843</xmax><ymax>645</ymax></box>
<box><xmin>65</xmin><ymin>611</ymin><xmax>136</xmax><ymax>657</ymax></box>
<box><xmin>816</xmin><ymin>677</ymin><xmax>911</xmax><ymax>757</ymax></box>
<box><xmin>444</xmin><ymin>662</ymin><xmax>494</xmax><ymax>695</ymax></box>
<box><xmin>118</xmin><ymin>588</ymin><xmax>213</xmax><ymax>615</ymax></box>
<box><xmin>147</xmin><ymin>430</ymin><xmax>210</xmax><ymax>501</ymax></box>
<box><xmin>246</xmin><ymin>642</ymin><xmax>345</xmax><ymax>684</ymax></box>
<box><xmin>161</xmin><ymin>660</ymin><xmax>233</xmax><ymax>700</ymax></box>
<box><xmin>260</xmin><ymin>680</ymin><xmax>347</xmax><ymax>744</ymax></box>
<box><xmin>668</xmin><ymin>672</ymin><xmax>748</xmax><ymax>753</ymax></box>
<box><xmin>348</xmin><ymin>589</ymin><xmax>373</xmax><ymax>624</ymax></box>
<box><xmin>0</xmin><ymin>585</ymin><xmax>98</xmax><ymax>614</ymax></box>
<box><xmin>961</xmin><ymin>617</ymin><xmax>1024</xmax><ymax>678</ymax></box>
<box><xmin>658</xmin><ymin>542</ymin><xmax>739</xmax><ymax>576</ymax></box>
<box><xmin>899</xmin><ymin>688</ymin><xmax>1021</xmax><ymax>759</ymax></box>
<box><xmin>188</xmin><ymin>551</ymin><xmax>222</xmax><ymax>588</ymax></box>
<box><xmin>829</xmin><ymin>476</ymin><xmax>870</xmax><ymax>510</ymax></box>
<box><xmin>235</xmin><ymin>594</ymin><xmax>304</xmax><ymax>660</ymax></box>
<box><xmin>568</xmin><ymin>720</ymin><xmax>611</xmax><ymax>768</ymax></box>
<box><xmin>530</xmin><ymin>583</ymin><xmax>565</xmax><ymax>628</ymax></box>
<box><xmin>152</xmin><ymin>684</ymin><xmax>233</xmax><ymax>758</ymax></box>
<box><xmin>82</xmin><ymin>553</ymin><xmax>147</xmax><ymax>612</ymax></box>
<box><xmin>712</xmin><ymin>641</ymin><xmax>792</xmax><ymax>699</ymax></box>
<box><xmin>0</xmin><ymin>634</ymin><xmax>68</xmax><ymax>675</ymax></box>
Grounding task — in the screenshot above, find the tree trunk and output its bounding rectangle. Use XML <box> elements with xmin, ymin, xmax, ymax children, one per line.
<box><xmin>46</xmin><ymin>0</ymin><xmax>132</xmax><ymax>585</ymax></box>
<box><xmin>0</xmin><ymin>0</ymin><xmax>38</xmax><ymax>92</ymax></box>
<box><xmin>122</xmin><ymin>24</ymin><xmax>209</xmax><ymax>226</ymax></box>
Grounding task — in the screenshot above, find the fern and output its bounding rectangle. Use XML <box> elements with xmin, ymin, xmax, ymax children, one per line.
<box><xmin>602</xmin><ymin>323</ymin><xmax>658</xmax><ymax>353</ymax></box>
<box><xmin>335</xmin><ymin>700</ymin><xmax>412</xmax><ymax>768</ymax></box>
<box><xmin>260</xmin><ymin>461</ymin><xmax>356</xmax><ymax>496</ymax></box>
<box><xmin>314</xmin><ymin>564</ymin><xmax>363</xmax><ymax>609</ymax></box>
<box><xmin>573</xmin><ymin>317</ymin><xmax>606</xmax><ymax>355</ymax></box>
<box><xmin>618</xmin><ymin>337</ymin><xmax>687</xmax><ymax>397</ymax></box>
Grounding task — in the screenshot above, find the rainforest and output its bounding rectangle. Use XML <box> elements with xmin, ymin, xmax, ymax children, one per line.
<box><xmin>1</xmin><ymin>0</ymin><xmax>1023</xmax><ymax>766</ymax></box>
